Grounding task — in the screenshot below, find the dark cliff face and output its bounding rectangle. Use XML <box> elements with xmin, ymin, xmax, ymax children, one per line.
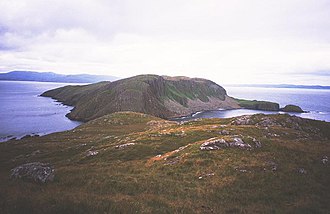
<box><xmin>41</xmin><ymin>75</ymin><xmax>234</xmax><ymax>121</ymax></box>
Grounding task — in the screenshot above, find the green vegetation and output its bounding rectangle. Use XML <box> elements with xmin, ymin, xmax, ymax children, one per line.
<box><xmin>163</xmin><ymin>79</ymin><xmax>225</xmax><ymax>103</ymax></box>
<box><xmin>235</xmin><ymin>99</ymin><xmax>305</xmax><ymax>112</ymax></box>
<box><xmin>0</xmin><ymin>112</ymin><xmax>329</xmax><ymax>213</ymax></box>
<box><xmin>236</xmin><ymin>98</ymin><xmax>280</xmax><ymax>111</ymax></box>
<box><xmin>280</xmin><ymin>104</ymin><xmax>304</xmax><ymax>113</ymax></box>
<box><xmin>41</xmin><ymin>75</ymin><xmax>230</xmax><ymax>121</ymax></box>
<box><xmin>161</xmin><ymin>78</ymin><xmax>225</xmax><ymax>107</ymax></box>
<box><xmin>163</xmin><ymin>83</ymin><xmax>190</xmax><ymax>106</ymax></box>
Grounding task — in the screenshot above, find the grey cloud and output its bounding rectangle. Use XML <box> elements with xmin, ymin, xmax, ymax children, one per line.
<box><xmin>0</xmin><ymin>0</ymin><xmax>330</xmax><ymax>85</ymax></box>
<box><xmin>2</xmin><ymin>0</ymin><xmax>330</xmax><ymax>43</ymax></box>
<box><xmin>307</xmin><ymin>71</ymin><xmax>330</xmax><ymax>76</ymax></box>
<box><xmin>0</xmin><ymin>0</ymin><xmax>121</xmax><ymax>45</ymax></box>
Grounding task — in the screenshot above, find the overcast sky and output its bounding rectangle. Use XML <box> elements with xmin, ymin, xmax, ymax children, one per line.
<box><xmin>0</xmin><ymin>0</ymin><xmax>330</xmax><ymax>85</ymax></box>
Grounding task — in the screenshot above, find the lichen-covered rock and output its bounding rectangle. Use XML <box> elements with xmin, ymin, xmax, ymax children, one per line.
<box><xmin>231</xmin><ymin>115</ymin><xmax>253</xmax><ymax>125</ymax></box>
<box><xmin>219</xmin><ymin>130</ymin><xmax>230</xmax><ymax>135</ymax></box>
<box><xmin>297</xmin><ymin>168</ymin><xmax>307</xmax><ymax>174</ymax></box>
<box><xmin>257</xmin><ymin>117</ymin><xmax>280</xmax><ymax>127</ymax></box>
<box><xmin>252</xmin><ymin>137</ymin><xmax>262</xmax><ymax>148</ymax></box>
<box><xmin>115</xmin><ymin>142</ymin><xmax>135</xmax><ymax>149</ymax></box>
<box><xmin>164</xmin><ymin>156</ymin><xmax>181</xmax><ymax>165</ymax></box>
<box><xmin>200</xmin><ymin>137</ymin><xmax>251</xmax><ymax>150</ymax></box>
<box><xmin>200</xmin><ymin>139</ymin><xmax>228</xmax><ymax>150</ymax></box>
<box><xmin>282</xmin><ymin>116</ymin><xmax>304</xmax><ymax>130</ymax></box>
<box><xmin>265</xmin><ymin>161</ymin><xmax>278</xmax><ymax>172</ymax></box>
<box><xmin>228</xmin><ymin>138</ymin><xmax>252</xmax><ymax>149</ymax></box>
<box><xmin>231</xmin><ymin>114</ymin><xmax>306</xmax><ymax>128</ymax></box>
<box><xmin>198</xmin><ymin>173</ymin><xmax>215</xmax><ymax>179</ymax></box>
<box><xmin>10</xmin><ymin>162</ymin><xmax>55</xmax><ymax>183</ymax></box>
<box><xmin>321</xmin><ymin>156</ymin><xmax>328</xmax><ymax>164</ymax></box>
<box><xmin>87</xmin><ymin>150</ymin><xmax>99</xmax><ymax>157</ymax></box>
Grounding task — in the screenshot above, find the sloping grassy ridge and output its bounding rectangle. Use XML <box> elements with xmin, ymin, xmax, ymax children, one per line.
<box><xmin>0</xmin><ymin>112</ymin><xmax>329</xmax><ymax>213</ymax></box>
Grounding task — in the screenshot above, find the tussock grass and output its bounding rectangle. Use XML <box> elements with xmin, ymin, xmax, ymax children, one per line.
<box><xmin>0</xmin><ymin>112</ymin><xmax>329</xmax><ymax>213</ymax></box>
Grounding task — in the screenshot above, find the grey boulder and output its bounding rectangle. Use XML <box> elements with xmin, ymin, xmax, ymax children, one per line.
<box><xmin>11</xmin><ymin>162</ymin><xmax>55</xmax><ymax>183</ymax></box>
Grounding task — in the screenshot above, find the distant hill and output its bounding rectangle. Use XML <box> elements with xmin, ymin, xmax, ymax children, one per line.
<box><xmin>41</xmin><ymin>74</ymin><xmax>240</xmax><ymax>121</ymax></box>
<box><xmin>225</xmin><ymin>84</ymin><xmax>330</xmax><ymax>90</ymax></box>
<box><xmin>0</xmin><ymin>71</ymin><xmax>119</xmax><ymax>83</ymax></box>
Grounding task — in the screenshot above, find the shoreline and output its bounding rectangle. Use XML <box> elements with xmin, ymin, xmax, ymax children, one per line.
<box><xmin>170</xmin><ymin>108</ymin><xmax>329</xmax><ymax>122</ymax></box>
<box><xmin>3</xmin><ymin>108</ymin><xmax>327</xmax><ymax>143</ymax></box>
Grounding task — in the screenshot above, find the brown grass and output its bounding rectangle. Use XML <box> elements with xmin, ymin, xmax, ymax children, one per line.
<box><xmin>0</xmin><ymin>112</ymin><xmax>329</xmax><ymax>213</ymax></box>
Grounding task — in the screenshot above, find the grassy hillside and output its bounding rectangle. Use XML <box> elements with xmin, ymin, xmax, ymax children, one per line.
<box><xmin>41</xmin><ymin>75</ymin><xmax>236</xmax><ymax>121</ymax></box>
<box><xmin>0</xmin><ymin>112</ymin><xmax>329</xmax><ymax>213</ymax></box>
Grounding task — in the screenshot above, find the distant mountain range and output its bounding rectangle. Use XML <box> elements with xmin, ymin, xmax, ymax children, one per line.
<box><xmin>225</xmin><ymin>84</ymin><xmax>330</xmax><ymax>90</ymax></box>
<box><xmin>0</xmin><ymin>71</ymin><xmax>119</xmax><ymax>83</ymax></box>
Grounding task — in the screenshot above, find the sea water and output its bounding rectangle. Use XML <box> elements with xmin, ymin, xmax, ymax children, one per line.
<box><xmin>0</xmin><ymin>81</ymin><xmax>82</xmax><ymax>142</ymax></box>
<box><xmin>1</xmin><ymin>81</ymin><xmax>329</xmax><ymax>142</ymax></box>
<box><xmin>173</xmin><ymin>86</ymin><xmax>330</xmax><ymax>122</ymax></box>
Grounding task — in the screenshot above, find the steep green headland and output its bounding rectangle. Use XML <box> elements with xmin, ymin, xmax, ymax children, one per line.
<box><xmin>42</xmin><ymin>75</ymin><xmax>304</xmax><ymax>122</ymax></box>
<box><xmin>0</xmin><ymin>112</ymin><xmax>329</xmax><ymax>213</ymax></box>
<box><xmin>41</xmin><ymin>75</ymin><xmax>240</xmax><ymax>121</ymax></box>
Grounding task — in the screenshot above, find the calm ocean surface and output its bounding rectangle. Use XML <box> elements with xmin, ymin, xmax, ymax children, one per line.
<box><xmin>0</xmin><ymin>81</ymin><xmax>329</xmax><ymax>142</ymax></box>
<box><xmin>0</xmin><ymin>81</ymin><xmax>82</xmax><ymax>142</ymax></box>
<box><xmin>174</xmin><ymin>86</ymin><xmax>330</xmax><ymax>122</ymax></box>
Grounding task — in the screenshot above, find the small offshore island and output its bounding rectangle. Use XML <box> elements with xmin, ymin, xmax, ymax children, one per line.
<box><xmin>0</xmin><ymin>75</ymin><xmax>329</xmax><ymax>213</ymax></box>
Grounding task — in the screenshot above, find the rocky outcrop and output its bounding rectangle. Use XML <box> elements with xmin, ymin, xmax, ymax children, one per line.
<box><xmin>231</xmin><ymin>114</ymin><xmax>302</xmax><ymax>128</ymax></box>
<box><xmin>200</xmin><ymin>137</ymin><xmax>252</xmax><ymax>150</ymax></box>
<box><xmin>252</xmin><ymin>137</ymin><xmax>262</xmax><ymax>148</ymax></box>
<box><xmin>280</xmin><ymin>105</ymin><xmax>304</xmax><ymax>113</ymax></box>
<box><xmin>87</xmin><ymin>150</ymin><xmax>99</xmax><ymax>157</ymax></box>
<box><xmin>219</xmin><ymin>130</ymin><xmax>230</xmax><ymax>135</ymax></box>
<box><xmin>41</xmin><ymin>75</ymin><xmax>239</xmax><ymax>121</ymax></box>
<box><xmin>200</xmin><ymin>138</ymin><xmax>228</xmax><ymax>150</ymax></box>
<box><xmin>10</xmin><ymin>162</ymin><xmax>55</xmax><ymax>183</ymax></box>
<box><xmin>229</xmin><ymin>138</ymin><xmax>252</xmax><ymax>149</ymax></box>
<box><xmin>297</xmin><ymin>168</ymin><xmax>308</xmax><ymax>174</ymax></box>
<box><xmin>115</xmin><ymin>143</ymin><xmax>135</xmax><ymax>149</ymax></box>
<box><xmin>231</xmin><ymin>115</ymin><xmax>254</xmax><ymax>125</ymax></box>
<box><xmin>198</xmin><ymin>173</ymin><xmax>215</xmax><ymax>180</ymax></box>
<box><xmin>321</xmin><ymin>156</ymin><xmax>328</xmax><ymax>164</ymax></box>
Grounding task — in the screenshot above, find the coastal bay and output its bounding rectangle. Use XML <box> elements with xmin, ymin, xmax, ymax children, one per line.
<box><xmin>0</xmin><ymin>81</ymin><xmax>81</xmax><ymax>141</ymax></box>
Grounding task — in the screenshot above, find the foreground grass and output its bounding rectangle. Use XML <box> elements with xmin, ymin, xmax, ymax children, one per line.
<box><xmin>0</xmin><ymin>112</ymin><xmax>329</xmax><ymax>213</ymax></box>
